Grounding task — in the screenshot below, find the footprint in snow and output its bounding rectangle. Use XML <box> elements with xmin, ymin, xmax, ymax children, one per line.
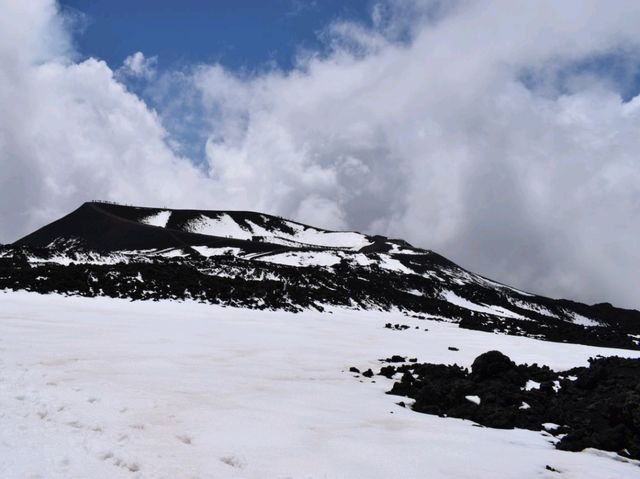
<box><xmin>220</xmin><ymin>455</ymin><xmax>246</xmax><ymax>469</ymax></box>
<box><xmin>109</xmin><ymin>455</ymin><xmax>141</xmax><ymax>473</ymax></box>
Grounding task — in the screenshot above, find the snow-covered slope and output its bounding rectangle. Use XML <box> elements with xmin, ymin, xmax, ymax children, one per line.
<box><xmin>2</xmin><ymin>291</ymin><xmax>639</xmax><ymax>479</ymax></box>
<box><xmin>4</xmin><ymin>201</ymin><xmax>640</xmax><ymax>350</ymax></box>
<box><xmin>182</xmin><ymin>212</ymin><xmax>372</xmax><ymax>250</ymax></box>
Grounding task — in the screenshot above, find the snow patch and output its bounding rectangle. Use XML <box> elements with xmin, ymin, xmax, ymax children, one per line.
<box><xmin>183</xmin><ymin>213</ymin><xmax>372</xmax><ymax>250</ymax></box>
<box><xmin>185</xmin><ymin>214</ymin><xmax>252</xmax><ymax>240</ymax></box>
<box><xmin>525</xmin><ymin>380</ymin><xmax>541</xmax><ymax>391</ymax></box>
<box><xmin>404</xmin><ymin>289</ymin><xmax>423</xmax><ymax>296</ymax></box>
<box><xmin>377</xmin><ymin>255</ymin><xmax>414</xmax><ymax>274</ymax></box>
<box><xmin>281</xmin><ymin>222</ymin><xmax>371</xmax><ymax>249</ymax></box>
<box><xmin>571</xmin><ymin>313</ymin><xmax>601</xmax><ymax>327</ymax></box>
<box><xmin>257</xmin><ymin>251</ymin><xmax>343</xmax><ymax>267</ymax></box>
<box><xmin>442</xmin><ymin>291</ymin><xmax>525</xmax><ymax>319</ymax></box>
<box><xmin>156</xmin><ymin>248</ymin><xmax>187</xmax><ymax>258</ymax></box>
<box><xmin>140</xmin><ymin>211</ymin><xmax>171</xmax><ymax>228</ymax></box>
<box><xmin>511</xmin><ymin>300</ymin><xmax>557</xmax><ymax>318</ymax></box>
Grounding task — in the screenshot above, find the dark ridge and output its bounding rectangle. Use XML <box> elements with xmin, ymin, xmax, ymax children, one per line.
<box><xmin>14</xmin><ymin>202</ymin><xmax>291</xmax><ymax>253</ymax></box>
<box><xmin>91</xmin><ymin>201</ymin><xmax>356</xmax><ymax>236</ymax></box>
<box><xmin>14</xmin><ymin>203</ymin><xmax>181</xmax><ymax>251</ymax></box>
<box><xmin>359</xmin><ymin>235</ymin><xmax>393</xmax><ymax>253</ymax></box>
<box><xmin>13</xmin><ymin>201</ymin><xmax>394</xmax><ymax>253</ymax></box>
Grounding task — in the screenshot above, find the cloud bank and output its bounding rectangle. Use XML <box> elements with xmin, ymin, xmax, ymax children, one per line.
<box><xmin>1</xmin><ymin>0</ymin><xmax>640</xmax><ymax>308</ymax></box>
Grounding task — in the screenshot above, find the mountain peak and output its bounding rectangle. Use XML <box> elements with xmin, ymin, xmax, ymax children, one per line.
<box><xmin>3</xmin><ymin>202</ymin><xmax>639</xmax><ymax>351</ymax></box>
<box><xmin>16</xmin><ymin>201</ymin><xmax>412</xmax><ymax>255</ymax></box>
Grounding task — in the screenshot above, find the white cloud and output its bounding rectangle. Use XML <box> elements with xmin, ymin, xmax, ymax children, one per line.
<box><xmin>191</xmin><ymin>0</ymin><xmax>640</xmax><ymax>307</ymax></box>
<box><xmin>119</xmin><ymin>51</ymin><xmax>157</xmax><ymax>79</ymax></box>
<box><xmin>1</xmin><ymin>0</ymin><xmax>640</xmax><ymax>308</ymax></box>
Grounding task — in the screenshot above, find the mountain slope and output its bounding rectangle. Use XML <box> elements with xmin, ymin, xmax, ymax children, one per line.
<box><xmin>14</xmin><ymin>201</ymin><xmax>405</xmax><ymax>253</ymax></box>
<box><xmin>2</xmin><ymin>201</ymin><xmax>639</xmax><ymax>350</ymax></box>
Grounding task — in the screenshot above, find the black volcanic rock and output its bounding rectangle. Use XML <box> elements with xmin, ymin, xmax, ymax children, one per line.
<box><xmin>380</xmin><ymin>352</ymin><xmax>640</xmax><ymax>460</ymax></box>
<box><xmin>471</xmin><ymin>351</ymin><xmax>516</xmax><ymax>380</ymax></box>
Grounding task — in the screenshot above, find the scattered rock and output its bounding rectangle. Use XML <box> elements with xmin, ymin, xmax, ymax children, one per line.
<box><xmin>379</xmin><ymin>365</ymin><xmax>396</xmax><ymax>378</ymax></box>
<box><xmin>470</xmin><ymin>351</ymin><xmax>515</xmax><ymax>380</ymax></box>
<box><xmin>386</xmin><ymin>355</ymin><xmax>406</xmax><ymax>363</ymax></box>
<box><xmin>384</xmin><ymin>323</ymin><xmax>411</xmax><ymax>331</ymax></box>
<box><xmin>375</xmin><ymin>351</ymin><xmax>640</xmax><ymax>460</ymax></box>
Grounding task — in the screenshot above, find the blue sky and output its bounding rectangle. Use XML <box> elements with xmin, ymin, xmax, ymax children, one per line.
<box><xmin>61</xmin><ymin>0</ymin><xmax>374</xmax><ymax>72</ymax></box>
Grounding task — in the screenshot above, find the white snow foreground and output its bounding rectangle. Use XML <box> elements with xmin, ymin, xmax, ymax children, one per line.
<box><xmin>1</xmin><ymin>291</ymin><xmax>639</xmax><ymax>479</ymax></box>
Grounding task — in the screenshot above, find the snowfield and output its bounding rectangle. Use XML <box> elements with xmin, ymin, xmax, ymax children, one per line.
<box><xmin>1</xmin><ymin>291</ymin><xmax>639</xmax><ymax>479</ymax></box>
